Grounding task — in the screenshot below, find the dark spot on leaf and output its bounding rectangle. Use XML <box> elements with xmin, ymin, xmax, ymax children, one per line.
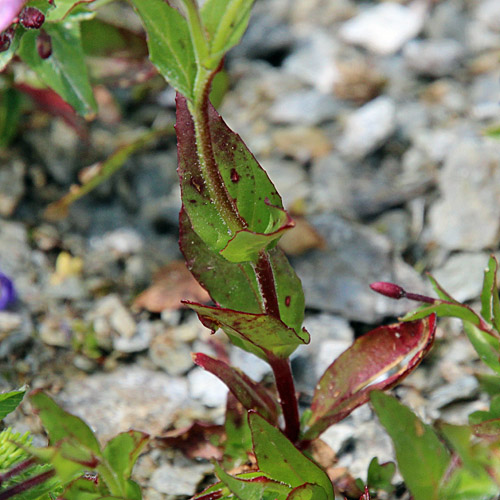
<box><xmin>190</xmin><ymin>177</ymin><xmax>204</xmax><ymax>194</ymax></box>
<box><xmin>285</xmin><ymin>296</ymin><xmax>291</xmax><ymax>307</ymax></box>
<box><xmin>230</xmin><ymin>168</ymin><xmax>240</xmax><ymax>183</ymax></box>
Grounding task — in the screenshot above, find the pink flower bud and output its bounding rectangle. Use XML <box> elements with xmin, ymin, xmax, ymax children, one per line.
<box><xmin>369</xmin><ymin>281</ymin><xmax>406</xmax><ymax>299</ymax></box>
<box><xmin>19</xmin><ymin>7</ymin><xmax>45</xmax><ymax>29</ymax></box>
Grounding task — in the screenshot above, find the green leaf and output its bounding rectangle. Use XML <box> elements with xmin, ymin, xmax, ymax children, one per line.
<box><xmin>401</xmin><ymin>302</ymin><xmax>481</xmax><ymax>326</ymax></box>
<box><xmin>201</xmin><ymin>0</ymin><xmax>255</xmax><ymax>67</ymax></box>
<box><xmin>188</xmin><ymin>303</ymin><xmax>309</xmax><ymax>360</ymax></box>
<box><xmin>215</xmin><ymin>463</ymin><xmax>291</xmax><ymax>500</ymax></box>
<box><xmin>365</xmin><ymin>457</ymin><xmax>396</xmax><ymax>494</ymax></box>
<box><xmin>177</xmin><ymin>95</ymin><xmax>293</xmax><ymax>261</ymax></box>
<box><xmin>130</xmin><ymin>0</ymin><xmax>196</xmax><ymax>100</ymax></box>
<box><xmin>475</xmin><ymin>373</ymin><xmax>500</xmax><ymax>396</ymax></box>
<box><xmin>304</xmin><ymin>316</ymin><xmax>436</xmax><ymax>440</ymax></box>
<box><xmin>286</xmin><ymin>483</ymin><xmax>329</xmax><ymax>499</ymax></box>
<box><xmin>18</xmin><ymin>21</ymin><xmax>97</xmax><ymax>118</ymax></box>
<box><xmin>0</xmin><ymin>388</ymin><xmax>25</xmax><ymax>420</ymax></box>
<box><xmin>46</xmin><ymin>0</ymin><xmax>95</xmax><ymax>22</ymax></box>
<box><xmin>248</xmin><ymin>412</ymin><xmax>334</xmax><ymax>500</ymax></box>
<box><xmin>0</xmin><ymin>88</ymin><xmax>22</xmax><ymax>148</ymax></box>
<box><xmin>438</xmin><ymin>423</ymin><xmax>500</xmax><ymax>499</ymax></box>
<box><xmin>102</xmin><ymin>430</ymin><xmax>149</xmax><ymax>485</ymax></box>
<box><xmin>29</xmin><ymin>390</ymin><xmax>101</xmax><ymax>454</ymax></box>
<box><xmin>480</xmin><ymin>256</ymin><xmax>497</xmax><ymax>323</ymax></box>
<box><xmin>180</xmin><ymin>211</ymin><xmax>305</xmax><ymax>334</ymax></box>
<box><xmin>371</xmin><ymin>391</ymin><xmax>450</xmax><ymax>500</ymax></box>
<box><xmin>223</xmin><ymin>392</ymin><xmax>253</xmax><ymax>469</ymax></box>
<box><xmin>193</xmin><ymin>353</ymin><xmax>279</xmax><ymax>423</ymax></box>
<box><xmin>463</xmin><ymin>321</ymin><xmax>500</xmax><ymax>374</ymax></box>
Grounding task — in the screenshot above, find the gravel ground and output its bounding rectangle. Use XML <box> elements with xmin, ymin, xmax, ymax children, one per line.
<box><xmin>1</xmin><ymin>0</ymin><xmax>500</xmax><ymax>498</ymax></box>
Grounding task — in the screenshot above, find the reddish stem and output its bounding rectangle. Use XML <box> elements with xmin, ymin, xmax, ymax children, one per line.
<box><xmin>0</xmin><ymin>468</ymin><xmax>55</xmax><ymax>500</ymax></box>
<box><xmin>268</xmin><ymin>354</ymin><xmax>300</xmax><ymax>443</ymax></box>
<box><xmin>254</xmin><ymin>251</ymin><xmax>281</xmax><ymax>319</ymax></box>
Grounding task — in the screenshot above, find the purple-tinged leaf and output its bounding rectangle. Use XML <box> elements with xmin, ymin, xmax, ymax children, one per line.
<box><xmin>249</xmin><ymin>412</ymin><xmax>335</xmax><ymax>500</ymax></box>
<box><xmin>187</xmin><ymin>302</ymin><xmax>309</xmax><ymax>360</ymax></box>
<box><xmin>193</xmin><ymin>352</ymin><xmax>279</xmax><ymax>423</ymax></box>
<box><xmin>0</xmin><ymin>272</ymin><xmax>16</xmax><ymax>310</ymax></box>
<box><xmin>176</xmin><ymin>94</ymin><xmax>293</xmax><ymax>262</ymax></box>
<box><xmin>303</xmin><ymin>316</ymin><xmax>436</xmax><ymax>440</ymax></box>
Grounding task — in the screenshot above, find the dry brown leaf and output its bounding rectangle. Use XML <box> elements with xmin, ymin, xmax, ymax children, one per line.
<box><xmin>133</xmin><ymin>260</ymin><xmax>210</xmax><ymax>312</ymax></box>
<box><xmin>278</xmin><ymin>216</ymin><xmax>327</xmax><ymax>256</ymax></box>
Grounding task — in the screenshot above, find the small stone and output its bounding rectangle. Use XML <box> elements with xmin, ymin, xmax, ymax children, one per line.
<box><xmin>340</xmin><ymin>1</ymin><xmax>426</xmax><ymax>55</ymax></box>
<box><xmin>403</xmin><ymin>39</ymin><xmax>464</xmax><ymax>77</ymax></box>
<box><xmin>0</xmin><ymin>311</ymin><xmax>22</xmax><ymax>331</ymax></box>
<box><xmin>272</xmin><ymin>126</ymin><xmax>331</xmax><ymax>162</ymax></box>
<box><xmin>149</xmin><ymin>335</ymin><xmax>193</xmax><ymax>376</ymax></box>
<box><xmin>187</xmin><ymin>366</ymin><xmax>228</xmax><ymax>408</ymax></box>
<box><xmin>0</xmin><ymin>159</ymin><xmax>25</xmax><ymax>216</ymax></box>
<box><xmin>113</xmin><ymin>320</ymin><xmax>152</xmax><ymax>353</ymax></box>
<box><xmin>428</xmin><ymin>375</ymin><xmax>479</xmax><ymax>411</ymax></box>
<box><xmin>89</xmin><ymin>294</ymin><xmax>136</xmax><ymax>339</ymax></box>
<box><xmin>57</xmin><ymin>366</ymin><xmax>190</xmax><ymax>439</ymax></box>
<box><xmin>283</xmin><ymin>30</ymin><xmax>340</xmax><ymax>93</ymax></box>
<box><xmin>269</xmin><ymin>89</ymin><xmax>338</xmax><ymax>126</ymax></box>
<box><xmin>89</xmin><ymin>228</ymin><xmax>144</xmax><ymax>257</ymax></box>
<box><xmin>429</xmin><ymin>138</ymin><xmax>500</xmax><ymax>250</ymax></box>
<box><xmin>470</xmin><ymin>70</ymin><xmax>500</xmax><ymax>121</ymax></box>
<box><xmin>338</xmin><ymin>96</ymin><xmax>396</xmax><ymax>159</ymax></box>
<box><xmin>431</xmin><ymin>252</ymin><xmax>491</xmax><ymax>303</ymax></box>
<box><xmin>149</xmin><ymin>461</ymin><xmax>212</xmax><ymax>496</ymax></box>
<box><xmin>39</xmin><ymin>315</ymin><xmax>71</xmax><ymax>347</ymax></box>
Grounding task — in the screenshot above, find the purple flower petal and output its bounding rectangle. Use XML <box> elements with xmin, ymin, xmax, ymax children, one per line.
<box><xmin>0</xmin><ymin>272</ymin><xmax>16</xmax><ymax>310</ymax></box>
<box><xmin>0</xmin><ymin>0</ymin><xmax>26</xmax><ymax>33</ymax></box>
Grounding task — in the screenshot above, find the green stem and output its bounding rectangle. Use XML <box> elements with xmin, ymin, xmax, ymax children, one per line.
<box><xmin>189</xmin><ymin>83</ymin><xmax>245</xmax><ymax>234</ymax></box>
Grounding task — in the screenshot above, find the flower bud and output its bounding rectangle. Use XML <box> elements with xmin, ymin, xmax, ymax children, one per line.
<box><xmin>0</xmin><ymin>32</ymin><xmax>11</xmax><ymax>52</ymax></box>
<box><xmin>20</xmin><ymin>7</ymin><xmax>45</xmax><ymax>29</ymax></box>
<box><xmin>369</xmin><ymin>281</ymin><xmax>406</xmax><ymax>299</ymax></box>
<box><xmin>36</xmin><ymin>30</ymin><xmax>52</xmax><ymax>59</ymax></box>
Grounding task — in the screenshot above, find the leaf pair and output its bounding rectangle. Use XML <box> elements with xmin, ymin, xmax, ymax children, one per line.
<box><xmin>194</xmin><ymin>412</ymin><xmax>334</xmax><ymax>500</ymax></box>
<box><xmin>130</xmin><ymin>0</ymin><xmax>254</xmax><ymax>103</ymax></box>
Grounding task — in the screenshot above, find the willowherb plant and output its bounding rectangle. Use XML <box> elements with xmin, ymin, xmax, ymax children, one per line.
<box><xmin>8</xmin><ymin>1</ymin><xmax>500</xmax><ymax>499</ymax></box>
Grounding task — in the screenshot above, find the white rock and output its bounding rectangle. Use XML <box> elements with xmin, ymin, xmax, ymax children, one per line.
<box><xmin>283</xmin><ymin>30</ymin><xmax>340</xmax><ymax>93</ymax></box>
<box><xmin>432</xmin><ymin>252</ymin><xmax>491</xmax><ymax>303</ymax></box>
<box><xmin>429</xmin><ymin>138</ymin><xmax>500</xmax><ymax>250</ymax></box>
<box><xmin>187</xmin><ymin>367</ymin><xmax>228</xmax><ymax>408</ymax></box>
<box><xmin>338</xmin><ymin>96</ymin><xmax>396</xmax><ymax>159</ymax></box>
<box><xmin>403</xmin><ymin>39</ymin><xmax>464</xmax><ymax>77</ymax></box>
<box><xmin>340</xmin><ymin>1</ymin><xmax>426</xmax><ymax>55</ymax></box>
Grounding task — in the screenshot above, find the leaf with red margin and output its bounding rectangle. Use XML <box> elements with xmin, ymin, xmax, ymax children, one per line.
<box><xmin>186</xmin><ymin>302</ymin><xmax>309</xmax><ymax>360</ymax></box>
<box><xmin>193</xmin><ymin>352</ymin><xmax>279</xmax><ymax>423</ymax></box>
<box><xmin>303</xmin><ymin>315</ymin><xmax>436</xmax><ymax>440</ymax></box>
<box><xmin>214</xmin><ymin>463</ymin><xmax>292</xmax><ymax>500</ymax></box>
<box><xmin>176</xmin><ymin>94</ymin><xmax>293</xmax><ymax>261</ymax></box>
<box><xmin>286</xmin><ymin>482</ymin><xmax>329</xmax><ymax>499</ymax></box>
